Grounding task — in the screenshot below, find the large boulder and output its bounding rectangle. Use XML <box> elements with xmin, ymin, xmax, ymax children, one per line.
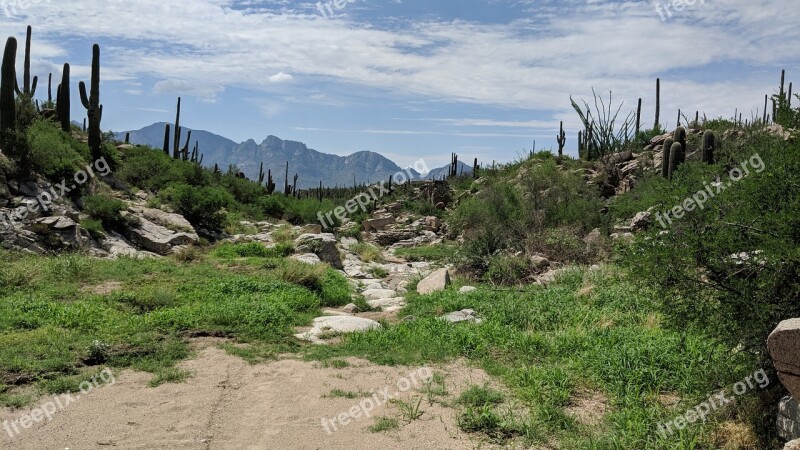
<box><xmin>294</xmin><ymin>316</ymin><xmax>381</xmax><ymax>344</ymax></box>
<box><xmin>294</xmin><ymin>233</ymin><xmax>343</xmax><ymax>269</ymax></box>
<box><xmin>128</xmin><ymin>217</ymin><xmax>199</xmax><ymax>255</ymax></box>
<box><xmin>769</xmin><ymin>319</ymin><xmax>800</xmax><ymax>399</ymax></box>
<box><xmin>780</xmin><ymin>397</ymin><xmax>800</xmax><ymax>441</ymax></box>
<box><xmin>417</xmin><ymin>268</ymin><xmax>451</xmax><ymax>294</ymax></box>
<box><xmin>131</xmin><ymin>207</ymin><xmax>196</xmax><ymax>233</ymax></box>
<box><xmin>362</xmin><ymin>216</ymin><xmax>395</xmax><ymax>233</ymax></box>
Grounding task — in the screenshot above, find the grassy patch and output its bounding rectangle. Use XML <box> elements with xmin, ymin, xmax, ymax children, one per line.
<box><xmin>148</xmin><ymin>368</ymin><xmax>193</xmax><ymax>387</ymax></box>
<box><xmin>394</xmin><ymin>244</ymin><xmax>457</xmax><ymax>262</ymax></box>
<box><xmin>369</xmin><ymin>416</ymin><xmax>399</xmax><ymax>433</ymax></box>
<box><xmin>349</xmin><ymin>242</ymin><xmax>385</xmax><ymax>263</ymax></box>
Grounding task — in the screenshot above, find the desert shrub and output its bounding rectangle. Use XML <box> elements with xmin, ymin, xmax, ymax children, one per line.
<box><xmin>26</xmin><ymin>120</ymin><xmax>89</xmax><ymax>181</ymax></box>
<box><xmin>483</xmin><ymin>255</ymin><xmax>530</xmax><ymax>285</ymax></box>
<box><xmin>619</xmin><ymin>133</ymin><xmax>800</xmax><ymax>359</ymax></box>
<box><xmin>160</xmin><ymin>184</ymin><xmax>233</xmax><ymax>231</ymax></box>
<box><xmin>212</xmin><ymin>242</ymin><xmax>293</xmax><ymax>259</ymax></box>
<box><xmin>83</xmin><ymin>195</ymin><xmax>128</xmax><ymax>232</ymax></box>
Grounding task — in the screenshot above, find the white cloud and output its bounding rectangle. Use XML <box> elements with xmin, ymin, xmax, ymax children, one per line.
<box><xmin>268</xmin><ymin>72</ymin><xmax>293</xmax><ymax>83</ymax></box>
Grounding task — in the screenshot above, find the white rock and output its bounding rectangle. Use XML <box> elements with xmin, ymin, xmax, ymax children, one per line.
<box><xmin>362</xmin><ymin>289</ymin><xmax>397</xmax><ymax>301</ymax></box>
<box><xmin>417</xmin><ymin>268</ymin><xmax>451</xmax><ymax>295</ymax></box>
<box><xmin>459</xmin><ymin>286</ymin><xmax>477</xmax><ymax>294</ymax></box>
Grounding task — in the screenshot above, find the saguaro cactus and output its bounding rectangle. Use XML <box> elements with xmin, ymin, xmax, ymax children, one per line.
<box><xmin>258</xmin><ymin>162</ymin><xmax>265</xmax><ymax>184</ymax></box>
<box><xmin>284</xmin><ymin>162</ymin><xmax>290</xmax><ymax>195</ymax></box>
<box><xmin>635</xmin><ymin>98</ymin><xmax>642</xmax><ymax>137</ymax></box>
<box><xmin>0</xmin><ymin>37</ymin><xmax>17</xmax><ymax>146</ymax></box>
<box><xmin>79</xmin><ymin>44</ymin><xmax>103</xmax><ymax>159</ymax></box>
<box><xmin>15</xmin><ymin>25</ymin><xmax>37</xmax><ymax>97</ymax></box>
<box><xmin>173</xmin><ymin>97</ymin><xmax>182</xmax><ymax>159</ymax></box>
<box><xmin>56</xmin><ymin>63</ymin><xmax>70</xmax><ymax>132</ymax></box>
<box><xmin>47</xmin><ymin>73</ymin><xmax>52</xmax><ymax>103</ymax></box>
<box><xmin>668</xmin><ymin>142</ymin><xmax>682</xmax><ymax>180</ymax></box>
<box><xmin>661</xmin><ymin>137</ymin><xmax>674</xmax><ymax>178</ymax></box>
<box><xmin>673</xmin><ymin>126</ymin><xmax>687</xmax><ymax>165</ymax></box>
<box><xmin>266</xmin><ymin>169</ymin><xmax>276</xmax><ymax>194</ymax></box>
<box><xmin>163</xmin><ymin>123</ymin><xmax>170</xmax><ymax>155</ymax></box>
<box><xmin>557</xmin><ymin>121</ymin><xmax>566</xmax><ymax>157</ymax></box>
<box><xmin>654</xmin><ymin>78</ymin><xmax>660</xmax><ymax>130</ymax></box>
<box><xmin>702</xmin><ymin>130</ymin><xmax>716</xmax><ymax>164</ymax></box>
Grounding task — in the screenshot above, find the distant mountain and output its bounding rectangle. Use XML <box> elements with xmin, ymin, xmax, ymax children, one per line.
<box><xmin>116</xmin><ymin>123</ymin><xmax>470</xmax><ymax>189</ymax></box>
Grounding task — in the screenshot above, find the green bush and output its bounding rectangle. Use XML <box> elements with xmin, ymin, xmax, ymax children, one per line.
<box><xmin>26</xmin><ymin>120</ymin><xmax>89</xmax><ymax>181</ymax></box>
<box><xmin>212</xmin><ymin>242</ymin><xmax>293</xmax><ymax>259</ymax></box>
<box><xmin>483</xmin><ymin>255</ymin><xmax>530</xmax><ymax>285</ymax></box>
<box><xmin>83</xmin><ymin>195</ymin><xmax>128</xmax><ymax>232</ymax></box>
<box><xmin>160</xmin><ymin>184</ymin><xmax>233</xmax><ymax>231</ymax></box>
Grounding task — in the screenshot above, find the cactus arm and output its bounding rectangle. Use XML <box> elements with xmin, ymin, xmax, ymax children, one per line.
<box><xmin>78</xmin><ymin>81</ymin><xmax>90</xmax><ymax>109</ymax></box>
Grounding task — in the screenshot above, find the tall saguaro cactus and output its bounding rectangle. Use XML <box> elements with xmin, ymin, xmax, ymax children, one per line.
<box><xmin>56</xmin><ymin>63</ymin><xmax>70</xmax><ymax>132</ymax></box>
<box><xmin>702</xmin><ymin>130</ymin><xmax>716</xmax><ymax>164</ymax></box>
<box><xmin>0</xmin><ymin>37</ymin><xmax>17</xmax><ymax>146</ymax></box>
<box><xmin>15</xmin><ymin>25</ymin><xmax>37</xmax><ymax>97</ymax></box>
<box><xmin>163</xmin><ymin>123</ymin><xmax>171</xmax><ymax>155</ymax></box>
<box><xmin>654</xmin><ymin>78</ymin><xmax>660</xmax><ymax>130</ymax></box>
<box><xmin>79</xmin><ymin>44</ymin><xmax>102</xmax><ymax>159</ymax></box>
<box><xmin>556</xmin><ymin>121</ymin><xmax>566</xmax><ymax>157</ymax></box>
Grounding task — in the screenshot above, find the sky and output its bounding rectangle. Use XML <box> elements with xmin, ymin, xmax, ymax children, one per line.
<box><xmin>0</xmin><ymin>0</ymin><xmax>797</xmax><ymax>169</ymax></box>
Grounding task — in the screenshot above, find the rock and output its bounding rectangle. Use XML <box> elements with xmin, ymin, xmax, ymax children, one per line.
<box><xmin>769</xmin><ymin>319</ymin><xmax>800</xmax><ymax>399</ymax></box>
<box><xmin>340</xmin><ymin>237</ymin><xmax>358</xmax><ymax>250</ymax></box>
<box><xmin>786</xmin><ymin>439</ymin><xmax>800</xmax><ymax>450</ymax></box>
<box><xmin>459</xmin><ymin>286</ymin><xmax>477</xmax><ymax>294</ymax></box>
<box><xmin>294</xmin><ymin>233</ymin><xmax>343</xmax><ymax>269</ymax></box>
<box><xmin>610</xmin><ymin>232</ymin><xmax>635</xmax><ymax>242</ymax></box>
<box><xmin>294</xmin><ymin>316</ymin><xmax>381</xmax><ymax>344</ymax></box>
<box><xmin>417</xmin><ymin>268</ymin><xmax>451</xmax><ymax>294</ymax></box>
<box><xmin>361</xmin><ymin>289</ymin><xmax>397</xmax><ymax>301</ymax></box>
<box><xmin>425</xmin><ymin>216</ymin><xmax>442</xmax><ymax>232</ymax></box>
<box><xmin>779</xmin><ymin>397</ymin><xmax>800</xmax><ymax>441</ymax></box>
<box><xmin>537</xmin><ymin>268</ymin><xmax>569</xmax><ymax>286</ymax></box>
<box><xmin>134</xmin><ymin>191</ymin><xmax>149</xmax><ymax>201</ymax></box>
<box><xmin>128</xmin><ymin>217</ymin><xmax>199</xmax><ymax>255</ymax></box>
<box><xmin>435</xmin><ymin>202</ymin><xmax>446</xmax><ymax>210</ymax></box>
<box><xmin>364</xmin><ymin>282</ymin><xmax>384</xmax><ymax>290</ymax></box>
<box><xmin>291</xmin><ymin>253</ymin><xmax>322</xmax><ymax>265</ymax></box>
<box><xmin>102</xmin><ymin>231</ymin><xmax>158</xmax><ymax>259</ymax></box>
<box><xmin>367</xmin><ymin>297</ymin><xmax>406</xmax><ymax>311</ymax></box>
<box><xmin>583</xmin><ymin>228</ymin><xmax>603</xmax><ymax>245</ymax></box>
<box><xmin>362</xmin><ymin>216</ymin><xmax>395</xmax><ymax>233</ymax></box>
<box><xmin>630</xmin><ymin>210</ymin><xmax>652</xmax><ymax>231</ymax></box>
<box><xmin>373</xmin><ymin>229</ymin><xmax>417</xmax><ymax>246</ymax></box>
<box><xmin>529</xmin><ymin>255</ymin><xmax>550</xmax><ymax>270</ymax></box>
<box><xmin>131</xmin><ymin>207</ymin><xmax>196</xmax><ymax>233</ymax></box>
<box><xmin>440</xmin><ymin>309</ymin><xmax>482</xmax><ymax>324</ymax></box>
<box><xmin>342</xmin><ymin>303</ymin><xmax>360</xmax><ymax>314</ymax></box>
<box><xmin>302</xmin><ymin>224</ymin><xmax>323</xmax><ymax>234</ymax></box>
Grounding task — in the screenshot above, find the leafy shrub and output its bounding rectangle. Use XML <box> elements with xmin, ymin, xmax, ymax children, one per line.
<box><xmin>25</xmin><ymin>120</ymin><xmax>90</xmax><ymax>182</ymax></box>
<box><xmin>483</xmin><ymin>255</ymin><xmax>530</xmax><ymax>285</ymax></box>
<box><xmin>212</xmin><ymin>242</ymin><xmax>294</xmax><ymax>259</ymax></box>
<box><xmin>160</xmin><ymin>184</ymin><xmax>233</xmax><ymax>231</ymax></box>
<box><xmin>83</xmin><ymin>195</ymin><xmax>128</xmax><ymax>232</ymax></box>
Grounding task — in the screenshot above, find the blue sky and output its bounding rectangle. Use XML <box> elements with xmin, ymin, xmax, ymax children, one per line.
<box><xmin>0</xmin><ymin>0</ymin><xmax>797</xmax><ymax>168</ymax></box>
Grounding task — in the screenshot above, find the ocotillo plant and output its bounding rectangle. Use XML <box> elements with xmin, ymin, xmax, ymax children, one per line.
<box><xmin>702</xmin><ymin>130</ymin><xmax>716</xmax><ymax>164</ymax></box>
<box><xmin>162</xmin><ymin>123</ymin><xmax>170</xmax><ymax>155</ymax></box>
<box><xmin>79</xmin><ymin>44</ymin><xmax>103</xmax><ymax>160</ymax></box>
<box><xmin>15</xmin><ymin>25</ymin><xmax>37</xmax><ymax>97</ymax></box>
<box><xmin>56</xmin><ymin>63</ymin><xmax>70</xmax><ymax>132</ymax></box>
<box><xmin>661</xmin><ymin>137</ymin><xmax>674</xmax><ymax>179</ymax></box>
<box><xmin>0</xmin><ymin>37</ymin><xmax>16</xmax><ymax>147</ymax></box>
<box><xmin>557</xmin><ymin>121</ymin><xmax>566</xmax><ymax>157</ymax></box>
<box><xmin>673</xmin><ymin>126</ymin><xmax>687</xmax><ymax>165</ymax></box>
<box><xmin>654</xmin><ymin>78</ymin><xmax>660</xmax><ymax>130</ymax></box>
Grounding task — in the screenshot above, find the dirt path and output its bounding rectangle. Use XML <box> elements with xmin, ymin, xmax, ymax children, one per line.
<box><xmin>1</xmin><ymin>342</ymin><xmax>498</xmax><ymax>449</ymax></box>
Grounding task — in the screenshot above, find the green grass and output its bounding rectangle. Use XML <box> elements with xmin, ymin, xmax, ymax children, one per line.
<box><xmin>393</xmin><ymin>244</ymin><xmax>457</xmax><ymax>262</ymax></box>
<box><xmin>349</xmin><ymin>242</ymin><xmax>385</xmax><ymax>263</ymax></box>
<box><xmin>148</xmin><ymin>368</ymin><xmax>193</xmax><ymax>387</ymax></box>
<box><xmin>0</xmin><ymin>245</ymin><xmax>349</xmax><ymax>406</ymax></box>
<box><xmin>306</xmin><ymin>266</ymin><xmax>760</xmax><ymax>448</ymax></box>
<box><xmin>369</xmin><ymin>416</ymin><xmax>399</xmax><ymax>433</ymax></box>
<box><xmin>323</xmin><ymin>388</ymin><xmax>371</xmax><ymax>399</ymax></box>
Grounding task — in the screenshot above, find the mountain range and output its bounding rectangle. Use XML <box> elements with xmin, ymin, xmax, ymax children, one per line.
<box><xmin>116</xmin><ymin>123</ymin><xmax>472</xmax><ymax>189</ymax></box>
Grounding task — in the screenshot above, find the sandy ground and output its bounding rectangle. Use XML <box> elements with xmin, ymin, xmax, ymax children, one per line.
<box><xmin>0</xmin><ymin>340</ymin><xmax>504</xmax><ymax>450</ymax></box>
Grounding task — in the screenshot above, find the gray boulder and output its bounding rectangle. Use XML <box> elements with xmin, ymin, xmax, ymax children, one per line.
<box><xmin>294</xmin><ymin>233</ymin><xmax>343</xmax><ymax>269</ymax></box>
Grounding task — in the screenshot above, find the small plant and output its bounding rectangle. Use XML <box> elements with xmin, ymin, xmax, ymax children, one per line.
<box><xmin>422</xmin><ymin>372</ymin><xmax>448</xmax><ymax>405</ymax></box>
<box><xmin>85</xmin><ymin>339</ymin><xmax>110</xmax><ymax>365</ymax></box>
<box><xmin>350</xmin><ymin>242</ymin><xmax>385</xmax><ymax>263</ymax></box>
<box><xmin>148</xmin><ymin>368</ymin><xmax>192</xmax><ymax>387</ymax></box>
<box><xmin>457</xmin><ymin>385</ymin><xmax>505</xmax><ymax>407</ymax></box>
<box><xmin>369</xmin><ymin>417</ymin><xmax>399</xmax><ymax>433</ymax></box>
<box><xmin>391</xmin><ymin>396</ymin><xmax>424</xmax><ymax>422</ymax></box>
<box><xmin>367</xmin><ymin>265</ymin><xmax>389</xmax><ymax>279</ymax></box>
<box><xmin>83</xmin><ymin>194</ymin><xmax>129</xmax><ymax>232</ymax></box>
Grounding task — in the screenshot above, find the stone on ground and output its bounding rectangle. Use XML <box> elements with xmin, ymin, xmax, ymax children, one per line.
<box><xmin>295</xmin><ymin>316</ymin><xmax>381</xmax><ymax>344</ymax></box>
<box><xmin>769</xmin><ymin>319</ymin><xmax>800</xmax><ymax>399</ymax></box>
<box><xmin>417</xmin><ymin>268</ymin><xmax>451</xmax><ymax>294</ymax></box>
<box><xmin>294</xmin><ymin>233</ymin><xmax>343</xmax><ymax>269</ymax></box>
<box><xmin>459</xmin><ymin>286</ymin><xmax>476</xmax><ymax>294</ymax></box>
<box><xmin>440</xmin><ymin>309</ymin><xmax>482</xmax><ymax>324</ymax></box>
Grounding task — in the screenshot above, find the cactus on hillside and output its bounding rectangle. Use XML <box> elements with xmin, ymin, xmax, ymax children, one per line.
<box><xmin>668</xmin><ymin>142</ymin><xmax>682</xmax><ymax>180</ymax></box>
<box><xmin>15</xmin><ymin>26</ymin><xmax>37</xmax><ymax>97</ymax></box>
<box><xmin>635</xmin><ymin>98</ymin><xmax>642</xmax><ymax>137</ymax></box>
<box><xmin>258</xmin><ymin>162</ymin><xmax>265</xmax><ymax>184</ymax></box>
<box><xmin>181</xmin><ymin>130</ymin><xmax>192</xmax><ymax>161</ymax></box>
<box><xmin>56</xmin><ymin>63</ymin><xmax>70</xmax><ymax>132</ymax></box>
<box><xmin>673</xmin><ymin>126</ymin><xmax>687</xmax><ymax>165</ymax></box>
<box><xmin>163</xmin><ymin>123</ymin><xmax>170</xmax><ymax>155</ymax></box>
<box><xmin>661</xmin><ymin>137</ymin><xmax>674</xmax><ymax>178</ymax></box>
<box><xmin>266</xmin><ymin>169</ymin><xmax>276</xmax><ymax>194</ymax></box>
<box><xmin>47</xmin><ymin>73</ymin><xmax>51</xmax><ymax>103</ymax></box>
<box><xmin>702</xmin><ymin>130</ymin><xmax>716</xmax><ymax>164</ymax></box>
<box><xmin>557</xmin><ymin>121</ymin><xmax>566</xmax><ymax>157</ymax></box>
<box><xmin>0</xmin><ymin>37</ymin><xmax>17</xmax><ymax>146</ymax></box>
<box><xmin>78</xmin><ymin>44</ymin><xmax>102</xmax><ymax>159</ymax></box>
<box><xmin>284</xmin><ymin>161</ymin><xmax>290</xmax><ymax>195</ymax></box>
<box><xmin>654</xmin><ymin>78</ymin><xmax>660</xmax><ymax>129</ymax></box>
